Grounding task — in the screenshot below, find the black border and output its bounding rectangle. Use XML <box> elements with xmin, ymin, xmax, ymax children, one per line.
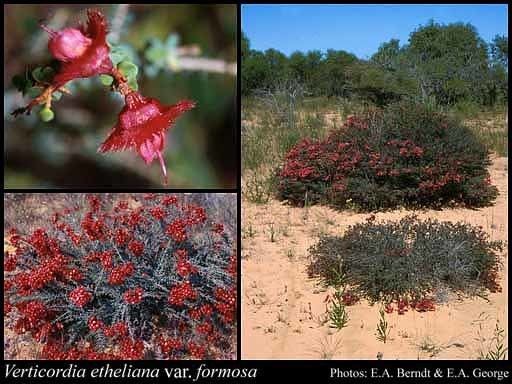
<box><xmin>3</xmin><ymin>1</ymin><xmax>511</xmax><ymax>383</ymax></box>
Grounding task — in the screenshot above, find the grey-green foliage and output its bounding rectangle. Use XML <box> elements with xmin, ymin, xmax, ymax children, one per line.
<box><xmin>309</xmin><ymin>215</ymin><xmax>503</xmax><ymax>304</ymax></box>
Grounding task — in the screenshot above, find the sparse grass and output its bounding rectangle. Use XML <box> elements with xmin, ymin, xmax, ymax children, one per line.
<box><xmin>268</xmin><ymin>223</ymin><xmax>277</xmax><ymax>242</ymax></box>
<box><xmin>243</xmin><ymin>171</ymin><xmax>273</xmax><ymax>204</ymax></box>
<box><xmin>285</xmin><ymin>248</ymin><xmax>295</xmax><ymax>260</ymax></box>
<box><xmin>242</xmin><ymin>95</ymin><xmax>337</xmax><ymax>187</ymax></box>
<box><xmin>416</xmin><ymin>336</ymin><xmax>443</xmax><ymax>358</ymax></box>
<box><xmin>311</xmin><ymin>335</ymin><xmax>343</xmax><ymax>360</ymax></box>
<box><xmin>463</xmin><ymin>111</ymin><xmax>508</xmax><ymax>157</ymax></box>
<box><xmin>243</xmin><ymin>222</ymin><xmax>256</xmax><ymax>239</ymax></box>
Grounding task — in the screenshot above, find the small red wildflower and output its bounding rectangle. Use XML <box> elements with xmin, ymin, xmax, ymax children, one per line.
<box><xmin>159</xmin><ymin>337</ymin><xmax>182</xmax><ymax>354</ymax></box>
<box><xmin>108</xmin><ymin>262</ymin><xmax>135</xmax><ymax>285</ymax></box>
<box><xmin>123</xmin><ymin>287</ymin><xmax>144</xmax><ymax>304</ymax></box>
<box><xmin>128</xmin><ymin>240</ymin><xmax>144</xmax><ymax>257</ymax></box>
<box><xmin>87</xmin><ymin>316</ymin><xmax>104</xmax><ymax>331</ymax></box>
<box><xmin>187</xmin><ymin>342</ymin><xmax>206</xmax><ymax>359</ymax></box>
<box><xmin>98</xmin><ymin>91</ymin><xmax>195</xmax><ymax>181</ymax></box>
<box><xmin>114</xmin><ymin>228</ymin><xmax>130</xmax><ymax>246</ymax></box>
<box><xmin>150</xmin><ymin>207</ymin><xmax>166</xmax><ymax>220</ymax></box>
<box><xmin>68</xmin><ymin>286</ymin><xmax>92</xmax><ymax>307</ymax></box>
<box><xmin>120</xmin><ymin>338</ymin><xmax>144</xmax><ymax>360</ymax></box>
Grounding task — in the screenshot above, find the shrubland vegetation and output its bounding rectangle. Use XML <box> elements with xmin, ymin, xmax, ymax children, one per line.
<box><xmin>243</xmin><ymin>21</ymin><xmax>508</xmax><ymax>107</ymax></box>
<box><xmin>242</xmin><ymin>21</ymin><xmax>508</xmax><ymax>205</ymax></box>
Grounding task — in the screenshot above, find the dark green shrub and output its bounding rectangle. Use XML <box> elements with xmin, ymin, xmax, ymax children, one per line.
<box><xmin>276</xmin><ymin>102</ymin><xmax>498</xmax><ymax>211</ymax></box>
<box><xmin>308</xmin><ymin>215</ymin><xmax>503</xmax><ymax>304</ymax></box>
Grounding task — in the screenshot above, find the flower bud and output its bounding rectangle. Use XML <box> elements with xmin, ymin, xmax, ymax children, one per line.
<box><xmin>44</xmin><ymin>27</ymin><xmax>92</xmax><ymax>62</ymax></box>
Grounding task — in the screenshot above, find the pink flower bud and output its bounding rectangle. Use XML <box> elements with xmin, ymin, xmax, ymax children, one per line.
<box><xmin>43</xmin><ymin>27</ymin><xmax>92</xmax><ymax>62</ymax></box>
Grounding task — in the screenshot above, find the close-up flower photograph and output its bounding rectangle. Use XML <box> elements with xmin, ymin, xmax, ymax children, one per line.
<box><xmin>4</xmin><ymin>4</ymin><xmax>237</xmax><ymax>188</ymax></box>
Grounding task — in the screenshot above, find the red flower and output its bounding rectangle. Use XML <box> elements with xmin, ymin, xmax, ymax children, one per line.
<box><xmin>87</xmin><ymin>316</ymin><xmax>104</xmax><ymax>331</ymax></box>
<box><xmin>128</xmin><ymin>240</ymin><xmax>144</xmax><ymax>257</ymax></box>
<box><xmin>120</xmin><ymin>338</ymin><xmax>144</xmax><ymax>360</ymax></box>
<box><xmin>108</xmin><ymin>262</ymin><xmax>135</xmax><ymax>285</ymax></box>
<box><xmin>123</xmin><ymin>287</ymin><xmax>144</xmax><ymax>304</ymax></box>
<box><xmin>159</xmin><ymin>337</ymin><xmax>182</xmax><ymax>354</ymax></box>
<box><xmin>68</xmin><ymin>286</ymin><xmax>92</xmax><ymax>307</ymax></box>
<box><xmin>42</xmin><ymin>10</ymin><xmax>112</xmax><ymax>89</ymax></box>
<box><xmin>188</xmin><ymin>342</ymin><xmax>206</xmax><ymax>359</ymax></box>
<box><xmin>98</xmin><ymin>92</ymin><xmax>195</xmax><ymax>181</ymax></box>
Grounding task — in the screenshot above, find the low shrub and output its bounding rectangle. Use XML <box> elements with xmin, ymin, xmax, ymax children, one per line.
<box><xmin>308</xmin><ymin>215</ymin><xmax>503</xmax><ymax>306</ymax></box>
<box><xmin>276</xmin><ymin>102</ymin><xmax>498</xmax><ymax>211</ymax></box>
<box><xmin>4</xmin><ymin>194</ymin><xmax>236</xmax><ymax>360</ymax></box>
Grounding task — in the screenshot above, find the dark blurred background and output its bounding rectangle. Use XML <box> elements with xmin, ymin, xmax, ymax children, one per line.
<box><xmin>4</xmin><ymin>4</ymin><xmax>237</xmax><ymax>189</ymax></box>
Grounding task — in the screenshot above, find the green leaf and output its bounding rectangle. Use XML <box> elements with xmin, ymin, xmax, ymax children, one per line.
<box><xmin>110</xmin><ymin>44</ymin><xmax>137</xmax><ymax>66</ymax></box>
<box><xmin>12</xmin><ymin>75</ymin><xmax>28</xmax><ymax>92</ymax></box>
<box><xmin>27</xmin><ymin>87</ymin><xmax>43</xmax><ymax>98</ymax></box>
<box><xmin>99</xmin><ymin>74</ymin><xmax>114</xmax><ymax>86</ymax></box>
<box><xmin>39</xmin><ymin>107</ymin><xmax>55</xmax><ymax>122</ymax></box>
<box><xmin>128</xmin><ymin>78</ymin><xmax>138</xmax><ymax>91</ymax></box>
<box><xmin>32</xmin><ymin>67</ymin><xmax>45</xmax><ymax>82</ymax></box>
<box><xmin>117</xmin><ymin>61</ymin><xmax>138</xmax><ymax>80</ymax></box>
<box><xmin>42</xmin><ymin>66</ymin><xmax>55</xmax><ymax>81</ymax></box>
<box><xmin>32</xmin><ymin>66</ymin><xmax>55</xmax><ymax>83</ymax></box>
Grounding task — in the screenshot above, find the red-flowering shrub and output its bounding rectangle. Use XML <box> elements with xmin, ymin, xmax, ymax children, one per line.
<box><xmin>277</xmin><ymin>102</ymin><xmax>498</xmax><ymax>211</ymax></box>
<box><xmin>4</xmin><ymin>194</ymin><xmax>236</xmax><ymax>360</ymax></box>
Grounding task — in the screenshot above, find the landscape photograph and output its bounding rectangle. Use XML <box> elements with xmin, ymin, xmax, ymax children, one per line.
<box><xmin>241</xmin><ymin>4</ymin><xmax>508</xmax><ymax>360</ymax></box>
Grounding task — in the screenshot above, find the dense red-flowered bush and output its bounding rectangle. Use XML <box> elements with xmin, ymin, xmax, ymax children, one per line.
<box><xmin>276</xmin><ymin>102</ymin><xmax>498</xmax><ymax>211</ymax></box>
<box><xmin>4</xmin><ymin>194</ymin><xmax>236</xmax><ymax>360</ymax></box>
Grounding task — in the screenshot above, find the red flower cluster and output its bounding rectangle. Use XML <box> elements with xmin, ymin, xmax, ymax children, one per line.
<box><xmin>81</xmin><ymin>212</ymin><xmax>107</xmax><ymax>240</ymax></box>
<box><xmin>123</xmin><ymin>287</ymin><xmax>144</xmax><ymax>304</ymax></box>
<box><xmin>69</xmin><ymin>286</ymin><xmax>92</xmax><ymax>308</ymax></box>
<box><xmin>5</xmin><ymin>194</ymin><xmax>236</xmax><ymax>360</ymax></box>
<box><xmin>166</xmin><ymin>219</ymin><xmax>188</xmax><ymax>242</ymax></box>
<box><xmin>168</xmin><ymin>281</ymin><xmax>198</xmax><ymax>306</ymax></box>
<box><xmin>212</xmin><ymin>223</ymin><xmax>224</xmax><ymax>234</ymax></box>
<box><xmin>159</xmin><ymin>337</ymin><xmax>182</xmax><ymax>354</ymax></box>
<box><xmin>214</xmin><ymin>287</ymin><xmax>236</xmax><ymax>324</ymax></box>
<box><xmin>120</xmin><ymin>338</ymin><xmax>145</xmax><ymax>360</ymax></box>
<box><xmin>175</xmin><ymin>250</ymin><xmax>198</xmax><ymax>278</ymax></box>
<box><xmin>150</xmin><ymin>207</ymin><xmax>166</xmax><ymax>220</ymax></box>
<box><xmin>188</xmin><ymin>342</ymin><xmax>206</xmax><ymax>359</ymax></box>
<box><xmin>88</xmin><ymin>316</ymin><xmax>104</xmax><ymax>331</ymax></box>
<box><xmin>103</xmin><ymin>321</ymin><xmax>129</xmax><ymax>338</ymax></box>
<box><xmin>4</xmin><ymin>253</ymin><xmax>16</xmax><ymax>272</ymax></box>
<box><xmin>385</xmin><ymin>297</ymin><xmax>436</xmax><ymax>314</ymax></box>
<box><xmin>128</xmin><ymin>240</ymin><xmax>144</xmax><ymax>257</ymax></box>
<box><xmin>108</xmin><ymin>262</ymin><xmax>135</xmax><ymax>285</ymax></box>
<box><xmin>162</xmin><ymin>195</ymin><xmax>178</xmax><ymax>206</ymax></box>
<box><xmin>63</xmin><ymin>268</ymin><xmax>84</xmax><ymax>282</ymax></box>
<box><xmin>189</xmin><ymin>303</ymin><xmax>214</xmax><ymax>321</ymax></box>
<box><xmin>114</xmin><ymin>228</ymin><xmax>130</xmax><ymax>246</ymax></box>
<box><xmin>86</xmin><ymin>250</ymin><xmax>114</xmax><ymax>270</ymax></box>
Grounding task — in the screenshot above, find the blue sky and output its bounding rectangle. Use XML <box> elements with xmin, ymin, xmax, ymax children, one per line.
<box><xmin>242</xmin><ymin>4</ymin><xmax>508</xmax><ymax>59</ymax></box>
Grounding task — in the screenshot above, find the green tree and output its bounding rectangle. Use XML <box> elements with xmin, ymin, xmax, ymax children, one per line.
<box><xmin>406</xmin><ymin>20</ymin><xmax>490</xmax><ymax>105</ymax></box>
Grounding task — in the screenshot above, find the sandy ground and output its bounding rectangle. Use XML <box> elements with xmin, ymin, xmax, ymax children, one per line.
<box><xmin>242</xmin><ymin>157</ymin><xmax>508</xmax><ymax>360</ymax></box>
